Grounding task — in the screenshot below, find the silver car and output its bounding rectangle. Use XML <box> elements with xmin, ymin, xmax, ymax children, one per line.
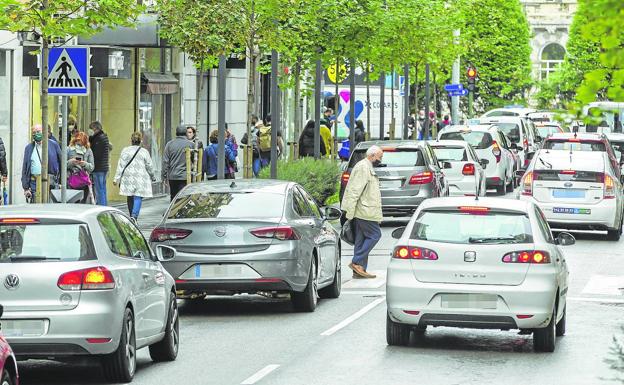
<box><xmin>0</xmin><ymin>205</ymin><xmax>178</xmax><ymax>383</ymax></box>
<box><xmin>387</xmin><ymin>197</ymin><xmax>573</xmax><ymax>352</ymax></box>
<box><xmin>150</xmin><ymin>180</ymin><xmax>342</xmax><ymax>313</ymax></box>
<box><xmin>430</xmin><ymin>140</ymin><xmax>488</xmax><ymax>197</ymax></box>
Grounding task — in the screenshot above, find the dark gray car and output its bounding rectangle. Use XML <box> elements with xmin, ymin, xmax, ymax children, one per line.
<box><xmin>150</xmin><ymin>180</ymin><xmax>342</xmax><ymax>312</ymax></box>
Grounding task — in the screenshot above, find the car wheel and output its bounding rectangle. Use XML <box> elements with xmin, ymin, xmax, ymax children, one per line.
<box><xmin>607</xmin><ymin>217</ymin><xmax>623</xmax><ymax>241</ymax></box>
<box><xmin>386</xmin><ymin>312</ymin><xmax>410</xmax><ymax>346</ymax></box>
<box><xmin>292</xmin><ymin>257</ymin><xmax>318</xmax><ymax>312</ymax></box>
<box><xmin>533</xmin><ymin>305</ymin><xmax>556</xmax><ymax>352</ymax></box>
<box><xmin>506</xmin><ymin>177</ymin><xmax>514</xmax><ymax>193</ymax></box>
<box><xmin>149</xmin><ymin>292</ymin><xmax>180</xmax><ymax>362</ymax></box>
<box><xmin>102</xmin><ymin>307</ymin><xmax>136</xmax><ymax>383</ymax></box>
<box><xmin>1</xmin><ymin>368</ymin><xmax>14</xmax><ymax>385</ymax></box>
<box><xmin>496</xmin><ymin>182</ymin><xmax>505</xmax><ymax>195</ymax></box>
<box><xmin>556</xmin><ymin>304</ymin><xmax>566</xmax><ymax>337</ymax></box>
<box><xmin>319</xmin><ymin>247</ymin><xmax>341</xmax><ymax>299</ymax></box>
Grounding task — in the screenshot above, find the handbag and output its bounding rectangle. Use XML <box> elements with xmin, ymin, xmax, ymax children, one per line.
<box><xmin>68</xmin><ymin>169</ymin><xmax>91</xmax><ymax>189</ymax></box>
<box><xmin>340</xmin><ymin>219</ymin><xmax>356</xmax><ymax>246</ymax></box>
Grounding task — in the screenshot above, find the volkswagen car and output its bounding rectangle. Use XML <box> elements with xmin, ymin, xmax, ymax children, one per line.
<box><xmin>0</xmin><ymin>205</ymin><xmax>178</xmax><ymax>383</ymax></box>
<box><xmin>430</xmin><ymin>140</ymin><xmax>487</xmax><ymax>197</ymax></box>
<box><xmin>386</xmin><ymin>197</ymin><xmax>573</xmax><ymax>352</ymax></box>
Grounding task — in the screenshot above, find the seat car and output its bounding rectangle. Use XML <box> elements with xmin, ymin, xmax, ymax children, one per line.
<box><xmin>0</xmin><ymin>306</ymin><xmax>18</xmax><ymax>385</ymax></box>
<box><xmin>150</xmin><ymin>180</ymin><xmax>342</xmax><ymax>313</ymax></box>
<box><xmin>339</xmin><ymin>141</ymin><xmax>449</xmax><ymax>218</ymax></box>
<box><xmin>518</xmin><ymin>150</ymin><xmax>624</xmax><ymax>240</ymax></box>
<box><xmin>430</xmin><ymin>140</ymin><xmax>487</xmax><ymax>197</ymax></box>
<box><xmin>478</xmin><ymin>116</ymin><xmax>541</xmax><ymax>169</ymax></box>
<box><xmin>386</xmin><ymin>197</ymin><xmax>573</xmax><ymax>352</ymax></box>
<box><xmin>438</xmin><ymin>125</ymin><xmax>515</xmax><ymax>195</ymax></box>
<box><xmin>0</xmin><ymin>205</ymin><xmax>178</xmax><ymax>383</ymax></box>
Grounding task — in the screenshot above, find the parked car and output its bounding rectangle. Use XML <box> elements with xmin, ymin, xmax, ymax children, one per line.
<box><xmin>430</xmin><ymin>140</ymin><xmax>487</xmax><ymax>197</ymax></box>
<box><xmin>0</xmin><ymin>306</ymin><xmax>18</xmax><ymax>385</ymax></box>
<box><xmin>0</xmin><ymin>205</ymin><xmax>178</xmax><ymax>383</ymax></box>
<box><xmin>438</xmin><ymin>125</ymin><xmax>515</xmax><ymax>195</ymax></box>
<box><xmin>150</xmin><ymin>180</ymin><xmax>342</xmax><ymax>313</ymax></box>
<box><xmin>386</xmin><ymin>197</ymin><xmax>573</xmax><ymax>352</ymax></box>
<box><xmin>339</xmin><ymin>141</ymin><xmax>449</xmax><ymax>218</ymax></box>
<box><xmin>518</xmin><ymin>150</ymin><xmax>624</xmax><ymax>240</ymax></box>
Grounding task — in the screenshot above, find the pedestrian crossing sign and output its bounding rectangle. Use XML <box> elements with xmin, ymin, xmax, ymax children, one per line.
<box><xmin>47</xmin><ymin>47</ymin><xmax>90</xmax><ymax>96</ymax></box>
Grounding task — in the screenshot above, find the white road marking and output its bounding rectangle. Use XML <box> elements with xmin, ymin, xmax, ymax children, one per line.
<box><xmin>321</xmin><ymin>297</ymin><xmax>385</xmax><ymax>336</ymax></box>
<box><xmin>341</xmin><ymin>290</ymin><xmax>386</xmax><ymax>296</ymax></box>
<box><xmin>568</xmin><ymin>296</ymin><xmax>624</xmax><ymax>304</ymax></box>
<box><xmin>581</xmin><ymin>275</ymin><xmax>624</xmax><ymax>296</ymax></box>
<box><xmin>342</xmin><ymin>270</ymin><xmax>386</xmax><ymax>289</ymax></box>
<box><xmin>241</xmin><ymin>365</ymin><xmax>280</xmax><ymax>384</ymax></box>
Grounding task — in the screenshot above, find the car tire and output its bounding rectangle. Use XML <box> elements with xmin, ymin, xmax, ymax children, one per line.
<box><xmin>496</xmin><ymin>182</ymin><xmax>505</xmax><ymax>195</ymax></box>
<box><xmin>1</xmin><ymin>367</ymin><xmax>14</xmax><ymax>385</ymax></box>
<box><xmin>506</xmin><ymin>177</ymin><xmax>514</xmax><ymax>193</ymax></box>
<box><xmin>292</xmin><ymin>257</ymin><xmax>318</xmax><ymax>312</ymax></box>
<box><xmin>319</xmin><ymin>248</ymin><xmax>341</xmax><ymax>299</ymax></box>
<box><xmin>533</xmin><ymin>306</ymin><xmax>556</xmax><ymax>352</ymax></box>
<box><xmin>149</xmin><ymin>292</ymin><xmax>180</xmax><ymax>362</ymax></box>
<box><xmin>386</xmin><ymin>313</ymin><xmax>410</xmax><ymax>346</ymax></box>
<box><xmin>102</xmin><ymin>307</ymin><xmax>136</xmax><ymax>383</ymax></box>
<box><xmin>607</xmin><ymin>217</ymin><xmax>622</xmax><ymax>241</ymax></box>
<box><xmin>556</xmin><ymin>304</ymin><xmax>566</xmax><ymax>337</ymax></box>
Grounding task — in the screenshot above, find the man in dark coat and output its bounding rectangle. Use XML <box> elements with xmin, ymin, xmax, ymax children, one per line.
<box><xmin>298</xmin><ymin>120</ymin><xmax>327</xmax><ymax>157</ymax></box>
<box><xmin>89</xmin><ymin>121</ymin><xmax>112</xmax><ymax>205</ymax></box>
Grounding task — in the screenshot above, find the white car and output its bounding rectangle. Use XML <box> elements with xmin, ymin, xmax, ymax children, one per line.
<box><xmin>386</xmin><ymin>197</ymin><xmax>573</xmax><ymax>352</ymax></box>
<box><xmin>439</xmin><ymin>125</ymin><xmax>515</xmax><ymax>195</ymax></box>
<box><xmin>482</xmin><ymin>107</ymin><xmax>536</xmax><ymax>118</ymax></box>
<box><xmin>430</xmin><ymin>140</ymin><xmax>487</xmax><ymax>197</ymax></box>
<box><xmin>478</xmin><ymin>116</ymin><xmax>541</xmax><ymax>169</ymax></box>
<box><xmin>518</xmin><ymin>150</ymin><xmax>624</xmax><ymax>240</ymax></box>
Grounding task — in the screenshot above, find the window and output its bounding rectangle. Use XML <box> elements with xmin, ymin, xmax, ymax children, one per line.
<box><xmin>292</xmin><ymin>188</ymin><xmax>311</xmax><ymax>217</ymax></box>
<box><xmin>113</xmin><ymin>213</ymin><xmax>151</xmax><ymax>259</ymax></box>
<box><xmin>299</xmin><ymin>187</ymin><xmax>322</xmax><ymax>219</ymax></box>
<box><xmin>540</xmin><ymin>43</ymin><xmax>566</xmax><ymax>80</ymax></box>
<box><xmin>542</xmin><ymin>140</ymin><xmax>606</xmax><ymax>152</ymax></box>
<box><xmin>432</xmin><ymin>146</ymin><xmax>467</xmax><ymax>162</ymax></box>
<box><xmin>534</xmin><ymin>207</ymin><xmax>554</xmax><ymax>244</ymax></box>
<box><xmin>348</xmin><ymin>149</ymin><xmax>425</xmax><ymax>168</ymax></box>
<box><xmin>439</xmin><ymin>131</ymin><xmax>493</xmax><ymax>149</ymax></box>
<box><xmin>98</xmin><ymin>213</ymin><xmax>130</xmax><ymax>257</ymax></box>
<box><xmin>494</xmin><ymin>123</ymin><xmax>522</xmax><ymax>143</ymax></box>
<box><xmin>168</xmin><ymin>192</ymin><xmax>285</xmax><ymax>219</ymax></box>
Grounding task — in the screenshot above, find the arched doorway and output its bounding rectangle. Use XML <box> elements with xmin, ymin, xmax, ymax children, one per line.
<box><xmin>540</xmin><ymin>43</ymin><xmax>566</xmax><ymax>80</ymax></box>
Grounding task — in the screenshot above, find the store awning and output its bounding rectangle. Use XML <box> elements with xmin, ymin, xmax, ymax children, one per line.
<box><xmin>141</xmin><ymin>72</ymin><xmax>179</xmax><ymax>95</ymax></box>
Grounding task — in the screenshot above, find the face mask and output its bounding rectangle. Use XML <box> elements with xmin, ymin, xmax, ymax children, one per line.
<box><xmin>372</xmin><ymin>159</ymin><xmax>382</xmax><ymax>167</ymax></box>
<box><xmin>33</xmin><ymin>132</ymin><xmax>43</xmax><ymax>142</ymax></box>
<box><xmin>68</xmin><ymin>125</ymin><xmax>75</xmax><ymax>130</ymax></box>
<box><xmin>87</xmin><ymin>129</ymin><xmax>95</xmax><ymax>137</ymax></box>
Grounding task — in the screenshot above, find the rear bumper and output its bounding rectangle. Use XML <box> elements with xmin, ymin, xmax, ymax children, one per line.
<box><xmin>486</xmin><ymin>177</ymin><xmax>504</xmax><ymax>187</ymax></box>
<box><xmin>519</xmin><ymin>196</ymin><xmax>619</xmax><ymax>230</ymax></box>
<box><xmin>448</xmin><ymin>179</ymin><xmax>480</xmax><ymax>197</ymax></box>
<box><xmin>175</xmin><ymin>279</ymin><xmax>293</xmax><ymax>294</ymax></box>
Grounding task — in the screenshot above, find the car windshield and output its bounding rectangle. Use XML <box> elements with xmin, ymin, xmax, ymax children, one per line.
<box><xmin>439</xmin><ymin>131</ymin><xmax>493</xmax><ymax>149</ymax></box>
<box><xmin>348</xmin><ymin>149</ymin><xmax>424</xmax><ymax>168</ymax></box>
<box><xmin>432</xmin><ymin>146</ymin><xmax>467</xmax><ymax>161</ymax></box>
<box><xmin>543</xmin><ymin>139</ymin><xmax>606</xmax><ymax>152</ymax></box>
<box><xmin>410</xmin><ymin>210</ymin><xmax>533</xmax><ymax>244</ymax></box>
<box><xmin>494</xmin><ymin>123</ymin><xmax>521</xmax><ymax>143</ymax></box>
<box><xmin>0</xmin><ymin>223</ymin><xmax>96</xmax><ymax>262</ymax></box>
<box><xmin>610</xmin><ymin>141</ymin><xmax>624</xmax><ymax>154</ymax></box>
<box><xmin>168</xmin><ymin>192</ymin><xmax>285</xmax><ymax>219</ymax></box>
<box><xmin>537</xmin><ymin>126</ymin><xmax>560</xmax><ymax>137</ymax></box>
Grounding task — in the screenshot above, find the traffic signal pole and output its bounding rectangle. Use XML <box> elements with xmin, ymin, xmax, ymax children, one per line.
<box><xmin>451</xmin><ymin>29</ymin><xmax>460</xmax><ymax>125</ymax></box>
<box><xmin>468</xmin><ymin>90</ymin><xmax>474</xmax><ymax>119</ymax></box>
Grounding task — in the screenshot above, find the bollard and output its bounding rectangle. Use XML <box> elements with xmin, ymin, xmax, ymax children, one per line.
<box><xmin>196</xmin><ymin>148</ymin><xmax>203</xmax><ymax>182</ymax></box>
<box><xmin>185</xmin><ymin>148</ymin><xmax>192</xmax><ymax>184</ymax></box>
<box><xmin>241</xmin><ymin>144</ymin><xmax>253</xmax><ymax>179</ymax></box>
<box><xmin>35</xmin><ymin>174</ymin><xmax>42</xmax><ymax>203</ymax></box>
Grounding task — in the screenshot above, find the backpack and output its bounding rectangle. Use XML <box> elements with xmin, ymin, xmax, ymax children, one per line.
<box><xmin>258</xmin><ymin>125</ymin><xmax>272</xmax><ymax>152</ymax></box>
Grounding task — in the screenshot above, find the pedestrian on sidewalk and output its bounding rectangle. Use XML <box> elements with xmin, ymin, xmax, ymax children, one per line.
<box><xmin>261</xmin><ymin>114</ymin><xmax>284</xmax><ymax>163</ymax></box>
<box><xmin>67</xmin><ymin>132</ymin><xmax>95</xmax><ymax>204</ymax></box>
<box><xmin>186</xmin><ymin>125</ymin><xmax>204</xmax><ymax>180</ymax></box>
<box><xmin>89</xmin><ymin>121</ymin><xmax>112</xmax><ymax>205</ymax></box>
<box><xmin>203</xmin><ymin>129</ymin><xmax>236</xmax><ymax>180</ymax></box>
<box><xmin>0</xmin><ymin>136</ymin><xmax>7</xmax><ymax>183</ymax></box>
<box><xmin>298</xmin><ymin>120</ymin><xmax>327</xmax><ymax>158</ymax></box>
<box><xmin>162</xmin><ymin>125</ymin><xmax>194</xmax><ymax>200</ymax></box>
<box><xmin>241</xmin><ymin>117</ymin><xmax>262</xmax><ymax>176</ymax></box>
<box><xmin>21</xmin><ymin>124</ymin><xmax>62</xmax><ymax>203</ymax></box>
<box><xmin>225</xmin><ymin>123</ymin><xmax>238</xmax><ymax>179</ymax></box>
<box><xmin>113</xmin><ymin>132</ymin><xmax>156</xmax><ymax>221</ymax></box>
<box><xmin>354</xmin><ymin>120</ymin><xmax>366</xmax><ymax>146</ymax></box>
<box><xmin>340</xmin><ymin>145</ymin><xmax>383</xmax><ymax>279</ymax></box>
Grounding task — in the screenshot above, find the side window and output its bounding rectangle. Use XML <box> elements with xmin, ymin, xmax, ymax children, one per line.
<box><xmin>98</xmin><ymin>213</ymin><xmax>130</xmax><ymax>257</ymax></box>
<box><xmin>534</xmin><ymin>206</ymin><xmax>555</xmax><ymax>243</ymax></box>
<box><xmin>113</xmin><ymin>213</ymin><xmax>151</xmax><ymax>259</ymax></box>
<box><xmin>292</xmin><ymin>188</ymin><xmax>312</xmax><ymax>217</ymax></box>
<box><xmin>299</xmin><ymin>187</ymin><xmax>322</xmax><ymax>218</ymax></box>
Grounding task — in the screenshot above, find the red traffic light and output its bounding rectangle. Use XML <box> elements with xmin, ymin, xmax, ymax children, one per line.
<box><xmin>467</xmin><ymin>67</ymin><xmax>477</xmax><ymax>79</ymax></box>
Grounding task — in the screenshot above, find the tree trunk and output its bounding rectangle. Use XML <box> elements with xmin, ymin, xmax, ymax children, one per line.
<box><xmin>390</xmin><ymin>64</ymin><xmax>395</xmax><ymax>139</ymax></box>
<box><xmin>293</xmin><ymin>58</ymin><xmax>302</xmax><ymax>144</ymax></box>
<box><xmin>413</xmin><ymin>64</ymin><xmax>419</xmax><ymax>139</ymax></box>
<box><xmin>41</xmin><ymin>34</ymin><xmax>49</xmax><ymax>203</ymax></box>
<box><xmin>365</xmin><ymin>61</ymin><xmax>370</xmax><ymax>140</ymax></box>
<box><xmin>196</xmin><ymin>59</ymin><xmax>205</xmax><ymax>131</ymax></box>
<box><xmin>334</xmin><ymin>57</ymin><xmax>339</xmax><ymax>141</ymax></box>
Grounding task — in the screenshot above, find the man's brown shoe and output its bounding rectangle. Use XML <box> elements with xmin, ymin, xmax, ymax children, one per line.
<box><xmin>351</xmin><ymin>263</ymin><xmax>368</xmax><ymax>277</ymax></box>
<box><xmin>361</xmin><ymin>270</ymin><xmax>377</xmax><ymax>279</ymax></box>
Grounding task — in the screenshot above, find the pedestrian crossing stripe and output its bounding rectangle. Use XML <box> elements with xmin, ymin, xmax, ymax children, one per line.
<box><xmin>47</xmin><ymin>47</ymin><xmax>89</xmax><ymax>96</ymax></box>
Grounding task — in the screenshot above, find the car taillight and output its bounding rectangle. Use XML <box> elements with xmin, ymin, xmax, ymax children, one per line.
<box><xmin>492</xmin><ymin>141</ymin><xmax>502</xmax><ymax>163</ymax></box>
<box><xmin>341</xmin><ymin>172</ymin><xmax>350</xmax><ymax>185</ymax></box>
<box><xmin>393</xmin><ymin>246</ymin><xmax>438</xmax><ymax>260</ymax></box>
<box><xmin>521</xmin><ymin>171</ymin><xmax>533</xmax><ymax>196</ymax></box>
<box><xmin>150</xmin><ymin>228</ymin><xmax>192</xmax><ymax>242</ymax></box>
<box><xmin>523</xmin><ymin>138</ymin><xmax>529</xmax><ymax>151</ymax></box>
<box><xmin>462</xmin><ymin>163</ymin><xmax>475</xmax><ymax>176</ymax></box>
<box><xmin>502</xmin><ymin>250</ymin><xmax>550</xmax><ymax>264</ymax></box>
<box><xmin>409</xmin><ymin>171</ymin><xmax>433</xmax><ymax>185</ymax></box>
<box><xmin>58</xmin><ymin>267</ymin><xmax>115</xmax><ymax>291</ymax></box>
<box><xmin>604</xmin><ymin>174</ymin><xmax>616</xmax><ymax>199</ymax></box>
<box><xmin>250</xmin><ymin>226</ymin><xmax>300</xmax><ymax>240</ymax></box>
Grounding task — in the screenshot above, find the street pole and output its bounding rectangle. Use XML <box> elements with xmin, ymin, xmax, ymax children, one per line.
<box><xmin>314</xmin><ymin>59</ymin><xmax>322</xmax><ymax>159</ymax></box>
<box><xmin>217</xmin><ymin>55</ymin><xmax>226</xmax><ymax>180</ymax></box>
<box><xmin>349</xmin><ymin>58</ymin><xmax>355</xmax><ymax>149</ymax></box>
<box><xmin>270</xmin><ymin>50</ymin><xmax>279</xmax><ymax>178</ymax></box>
<box><xmin>379</xmin><ymin>71</ymin><xmax>385</xmax><ymax>140</ymax></box>
<box><xmin>424</xmin><ymin>64</ymin><xmax>431</xmax><ymax>141</ymax></box>
<box><xmin>451</xmin><ymin>29</ymin><xmax>460</xmax><ymax>125</ymax></box>
<box><xmin>61</xmin><ymin>96</ymin><xmax>68</xmax><ymax>203</ymax></box>
<box><xmin>469</xmin><ymin>91</ymin><xmax>474</xmax><ymax>119</ymax></box>
<box><xmin>403</xmin><ymin>64</ymin><xmax>409</xmax><ymax>140</ymax></box>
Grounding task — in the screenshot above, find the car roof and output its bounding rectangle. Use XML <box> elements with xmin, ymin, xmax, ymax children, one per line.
<box><xmin>0</xmin><ymin>204</ymin><xmax>112</xmax><ymax>219</ymax></box>
<box><xmin>482</xmin><ymin>107</ymin><xmax>536</xmax><ymax>117</ymax></box>
<box><xmin>430</xmin><ymin>140</ymin><xmax>471</xmax><ymax>148</ymax></box>
<box><xmin>533</xmin><ymin>150</ymin><xmax>607</xmax><ymax>172</ymax></box>
<box><xmin>355</xmin><ymin>140</ymin><xmax>426</xmax><ymax>150</ymax></box>
<box><xmin>180</xmin><ymin>179</ymin><xmax>292</xmax><ymax>195</ymax></box>
<box><xmin>419</xmin><ymin>197</ymin><xmax>531</xmax><ymax>213</ymax></box>
<box><xmin>606</xmin><ymin>133</ymin><xmax>624</xmax><ymax>141</ymax></box>
<box><xmin>546</xmin><ymin>133</ymin><xmax>605</xmax><ymax>141</ymax></box>
<box><xmin>478</xmin><ymin>116</ymin><xmax>523</xmax><ymax>124</ymax></box>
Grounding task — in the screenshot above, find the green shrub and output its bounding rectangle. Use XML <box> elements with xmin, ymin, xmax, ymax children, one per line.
<box><xmin>259</xmin><ymin>158</ymin><xmax>341</xmax><ymax>205</ymax></box>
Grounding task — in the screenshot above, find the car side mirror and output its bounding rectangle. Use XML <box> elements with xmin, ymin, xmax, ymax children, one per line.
<box><xmin>556</xmin><ymin>232</ymin><xmax>575</xmax><ymax>246</ymax></box>
<box><xmin>515</xmin><ymin>170</ymin><xmax>526</xmax><ymax>179</ymax></box>
<box><xmin>479</xmin><ymin>159</ymin><xmax>489</xmax><ymax>169</ymax></box>
<box><xmin>510</xmin><ymin>142</ymin><xmax>519</xmax><ymax>150</ymax></box>
<box><xmin>391</xmin><ymin>226</ymin><xmax>406</xmax><ymax>239</ymax></box>
<box><xmin>535</xmin><ymin>135</ymin><xmax>543</xmax><ymax>143</ymax></box>
<box><xmin>324</xmin><ymin>206</ymin><xmax>342</xmax><ymax>221</ymax></box>
<box><xmin>155</xmin><ymin>245</ymin><xmax>177</xmax><ymax>261</ymax></box>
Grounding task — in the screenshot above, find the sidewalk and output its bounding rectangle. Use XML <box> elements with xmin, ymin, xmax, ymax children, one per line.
<box><xmin>112</xmin><ymin>195</ymin><xmax>170</xmax><ymax>236</ymax></box>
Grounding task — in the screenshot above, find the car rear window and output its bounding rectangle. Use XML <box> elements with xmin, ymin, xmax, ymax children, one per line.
<box><xmin>537</xmin><ymin>126</ymin><xmax>561</xmax><ymax>137</ymax></box>
<box><xmin>431</xmin><ymin>146</ymin><xmax>467</xmax><ymax>161</ymax></box>
<box><xmin>439</xmin><ymin>131</ymin><xmax>493</xmax><ymax>149</ymax></box>
<box><xmin>543</xmin><ymin>139</ymin><xmax>606</xmax><ymax>151</ymax></box>
<box><xmin>168</xmin><ymin>192</ymin><xmax>285</xmax><ymax>219</ymax></box>
<box><xmin>534</xmin><ymin>170</ymin><xmax>603</xmax><ymax>183</ymax></box>
<box><xmin>410</xmin><ymin>210</ymin><xmax>533</xmax><ymax>244</ymax></box>
<box><xmin>0</xmin><ymin>222</ymin><xmax>96</xmax><ymax>262</ymax></box>
<box><xmin>493</xmin><ymin>123</ymin><xmax>521</xmax><ymax>143</ymax></box>
<box><xmin>348</xmin><ymin>149</ymin><xmax>425</xmax><ymax>168</ymax></box>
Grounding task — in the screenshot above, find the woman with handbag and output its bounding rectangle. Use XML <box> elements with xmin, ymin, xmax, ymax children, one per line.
<box><xmin>113</xmin><ymin>132</ymin><xmax>156</xmax><ymax>222</ymax></box>
<box><xmin>67</xmin><ymin>132</ymin><xmax>95</xmax><ymax>204</ymax></box>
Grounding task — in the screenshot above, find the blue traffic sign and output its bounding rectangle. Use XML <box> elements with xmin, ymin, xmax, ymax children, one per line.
<box><xmin>444</xmin><ymin>84</ymin><xmax>464</xmax><ymax>92</ymax></box>
<box><xmin>48</xmin><ymin>47</ymin><xmax>90</xmax><ymax>96</ymax></box>
<box><xmin>449</xmin><ymin>89</ymin><xmax>469</xmax><ymax>97</ymax></box>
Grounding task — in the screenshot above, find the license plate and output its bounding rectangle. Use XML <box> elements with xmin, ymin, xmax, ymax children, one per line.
<box><xmin>553</xmin><ymin>207</ymin><xmax>591</xmax><ymax>215</ymax></box>
<box><xmin>178</xmin><ymin>264</ymin><xmax>261</xmax><ymax>280</ymax></box>
<box><xmin>440</xmin><ymin>294</ymin><xmax>498</xmax><ymax>310</ymax></box>
<box><xmin>0</xmin><ymin>319</ymin><xmax>45</xmax><ymax>337</ymax></box>
<box><xmin>552</xmin><ymin>189</ymin><xmax>585</xmax><ymax>198</ymax></box>
<box><xmin>380</xmin><ymin>180</ymin><xmax>402</xmax><ymax>189</ymax></box>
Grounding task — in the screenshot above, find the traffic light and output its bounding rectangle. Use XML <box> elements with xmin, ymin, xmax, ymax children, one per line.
<box><xmin>466</xmin><ymin>66</ymin><xmax>477</xmax><ymax>92</ymax></box>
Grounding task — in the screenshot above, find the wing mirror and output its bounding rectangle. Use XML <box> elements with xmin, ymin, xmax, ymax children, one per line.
<box><xmin>324</xmin><ymin>206</ymin><xmax>342</xmax><ymax>221</ymax></box>
<box><xmin>479</xmin><ymin>159</ymin><xmax>489</xmax><ymax>169</ymax></box>
<box><xmin>391</xmin><ymin>226</ymin><xmax>406</xmax><ymax>239</ymax></box>
<box><xmin>555</xmin><ymin>232</ymin><xmax>575</xmax><ymax>246</ymax></box>
<box><xmin>515</xmin><ymin>170</ymin><xmax>526</xmax><ymax>179</ymax></box>
<box><xmin>155</xmin><ymin>245</ymin><xmax>177</xmax><ymax>262</ymax></box>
